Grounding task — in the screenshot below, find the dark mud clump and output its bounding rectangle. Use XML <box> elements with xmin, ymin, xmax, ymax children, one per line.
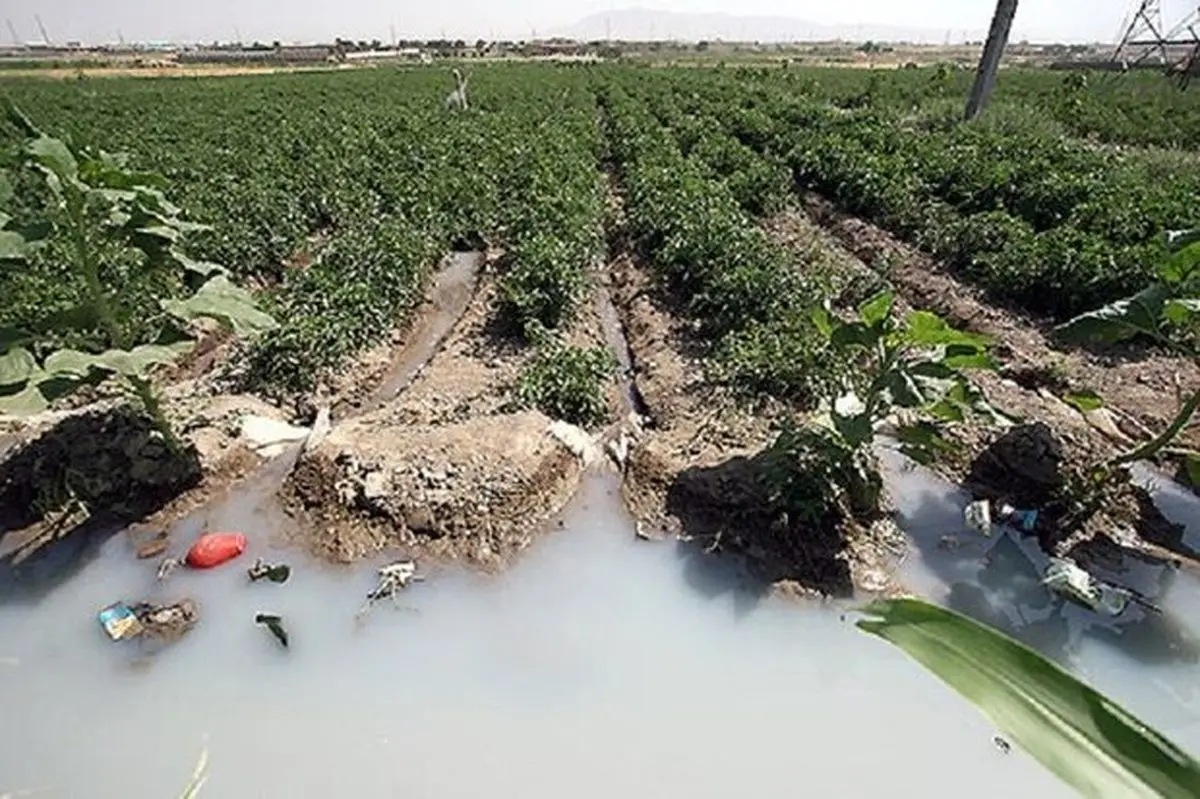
<box><xmin>0</xmin><ymin>407</ymin><xmax>202</xmax><ymax>598</ymax></box>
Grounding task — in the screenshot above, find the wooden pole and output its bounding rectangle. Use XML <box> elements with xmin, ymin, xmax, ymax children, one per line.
<box><xmin>965</xmin><ymin>0</ymin><xmax>1019</xmax><ymax>121</ymax></box>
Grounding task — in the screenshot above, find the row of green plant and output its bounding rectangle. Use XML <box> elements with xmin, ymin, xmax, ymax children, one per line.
<box><xmin>2</xmin><ymin>68</ymin><xmax>606</xmax><ymax>396</ymax></box>
<box><xmin>602</xmin><ymin>65</ymin><xmax>1200</xmax><ymax>321</ymax></box>
<box><xmin>497</xmin><ymin>86</ymin><xmax>605</xmax><ymax>336</ymax></box>
<box><xmin>600</xmin><ymin>82</ymin><xmax>834</xmax><ymax>403</ymax></box>
<box><xmin>738</xmin><ymin>64</ymin><xmax>1200</xmax><ymax>151</ymax></box>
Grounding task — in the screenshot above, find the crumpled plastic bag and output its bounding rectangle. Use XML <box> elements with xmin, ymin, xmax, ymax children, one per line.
<box><xmin>1043</xmin><ymin>558</ymin><xmax>1131</xmax><ymax>617</ymax></box>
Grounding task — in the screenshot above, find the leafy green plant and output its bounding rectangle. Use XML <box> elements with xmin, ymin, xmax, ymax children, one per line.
<box><xmin>0</xmin><ymin>106</ymin><xmax>275</xmax><ymax>449</ymax></box>
<box><xmin>1056</xmin><ymin>227</ymin><xmax>1200</xmax><ymax>483</ymax></box>
<box><xmin>859</xmin><ymin>598</ymin><xmax>1200</xmax><ymax>798</ymax></box>
<box><xmin>766</xmin><ymin>291</ymin><xmax>997</xmax><ymax>520</ymax></box>
<box><xmin>517</xmin><ymin>337</ymin><xmax>613</xmax><ymax>427</ymax></box>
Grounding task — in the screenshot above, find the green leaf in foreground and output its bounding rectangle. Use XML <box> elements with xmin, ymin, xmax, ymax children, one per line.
<box><xmin>858</xmin><ymin>598</ymin><xmax>1200</xmax><ymax>799</ymax></box>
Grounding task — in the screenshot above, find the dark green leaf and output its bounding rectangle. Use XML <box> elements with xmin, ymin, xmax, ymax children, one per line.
<box><xmin>1185</xmin><ymin>454</ymin><xmax>1200</xmax><ymax>489</ymax></box>
<box><xmin>832</xmin><ymin>321</ymin><xmax>875</xmax><ymax>350</ymax></box>
<box><xmin>2</xmin><ymin>100</ymin><xmax>41</xmax><ymax>137</ymax></box>
<box><xmin>894</xmin><ymin>422</ymin><xmax>960</xmax><ymax>465</ymax></box>
<box><xmin>1056</xmin><ymin>284</ymin><xmax>1172</xmax><ymax>346</ymax></box>
<box><xmin>858</xmin><ymin>599</ymin><xmax>1200</xmax><ymax>798</ymax></box>
<box><xmin>0</xmin><ymin>171</ymin><xmax>12</xmax><ymax>207</ymax></box>
<box><xmin>832</xmin><ymin>408</ymin><xmax>873</xmax><ymax>448</ymax></box>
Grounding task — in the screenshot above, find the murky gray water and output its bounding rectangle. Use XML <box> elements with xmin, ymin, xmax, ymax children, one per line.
<box><xmin>364</xmin><ymin>250</ymin><xmax>483</xmax><ymax>413</ymax></box>
<box><xmin>0</xmin><ymin>464</ymin><xmax>1082</xmax><ymax>798</ymax></box>
<box><xmin>882</xmin><ymin>447</ymin><xmax>1200</xmax><ymax>755</ymax></box>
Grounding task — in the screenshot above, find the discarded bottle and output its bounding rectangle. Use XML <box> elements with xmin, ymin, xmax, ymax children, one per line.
<box><xmin>186</xmin><ymin>532</ymin><xmax>247</xmax><ymax>569</ymax></box>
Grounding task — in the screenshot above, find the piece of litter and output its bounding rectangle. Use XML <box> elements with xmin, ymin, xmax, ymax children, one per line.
<box><xmin>133</xmin><ymin>599</ymin><xmax>199</xmax><ymax>641</ymax></box>
<box><xmin>358</xmin><ymin>559</ymin><xmax>424</xmax><ymax>618</ymax></box>
<box><xmin>186</xmin><ymin>532</ymin><xmax>247</xmax><ymax>569</ymax></box>
<box><xmin>98</xmin><ymin>602</ymin><xmax>144</xmax><ymax>641</ymax></box>
<box><xmin>255</xmin><ymin>613</ymin><xmax>289</xmax><ymax>648</ymax></box>
<box><xmin>303</xmin><ymin>406</ymin><xmax>332</xmax><ymax>454</ymax></box>
<box><xmin>247</xmin><ymin>558</ymin><xmax>291</xmax><ymax>584</ymax></box>
<box><xmin>157</xmin><ymin>556</ymin><xmax>183</xmax><ymax>582</ymax></box>
<box><xmin>1043</xmin><ymin>558</ymin><xmax>1132</xmax><ymax>617</ymax></box>
<box><xmin>239</xmin><ymin>415</ymin><xmax>310</xmax><ymax>459</ymax></box>
<box><xmin>964</xmin><ymin>500</ymin><xmax>992</xmax><ymax>537</ymax></box>
<box><xmin>998</xmin><ymin>504</ymin><xmax>1039</xmax><ymax>533</ymax></box>
<box><xmin>548</xmin><ymin>420</ymin><xmax>600</xmax><ymax>467</ymax></box>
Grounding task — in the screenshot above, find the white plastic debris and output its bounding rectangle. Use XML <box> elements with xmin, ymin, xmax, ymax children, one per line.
<box><xmin>303</xmin><ymin>406</ymin><xmax>332</xmax><ymax>455</ymax></box>
<box><xmin>1043</xmin><ymin>558</ymin><xmax>1132</xmax><ymax>617</ymax></box>
<box><xmin>964</xmin><ymin>500</ymin><xmax>993</xmax><ymax>537</ymax></box>
<box><xmin>548</xmin><ymin>420</ymin><xmax>600</xmax><ymax>468</ymax></box>
<box><xmin>239</xmin><ymin>415</ymin><xmax>311</xmax><ymax>459</ymax></box>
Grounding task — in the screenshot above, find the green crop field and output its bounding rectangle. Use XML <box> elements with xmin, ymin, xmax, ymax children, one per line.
<box><xmin>5</xmin><ymin>65</ymin><xmax>1198</xmax><ymax>400</ymax></box>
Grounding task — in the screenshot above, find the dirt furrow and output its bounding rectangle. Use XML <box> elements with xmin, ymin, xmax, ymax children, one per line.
<box><xmin>798</xmin><ymin>193</ymin><xmax>1200</xmax><ymax>454</ymax></box>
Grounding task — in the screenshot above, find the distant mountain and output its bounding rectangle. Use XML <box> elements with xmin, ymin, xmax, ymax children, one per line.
<box><xmin>554</xmin><ymin>8</ymin><xmax>985</xmax><ymax>44</ymax></box>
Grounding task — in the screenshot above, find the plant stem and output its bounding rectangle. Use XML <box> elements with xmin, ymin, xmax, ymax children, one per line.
<box><xmin>68</xmin><ymin>198</ymin><xmax>126</xmax><ymax>350</ymax></box>
<box><xmin>1110</xmin><ymin>389</ymin><xmax>1200</xmax><ymax>467</ymax></box>
<box><xmin>69</xmin><ymin>199</ymin><xmax>181</xmax><ymax>453</ymax></box>
<box><xmin>130</xmin><ymin>375</ymin><xmax>183</xmax><ymax>455</ymax></box>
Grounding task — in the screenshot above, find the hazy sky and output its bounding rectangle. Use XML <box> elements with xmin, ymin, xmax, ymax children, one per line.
<box><xmin>3</xmin><ymin>0</ymin><xmax>1184</xmax><ymax>45</ymax></box>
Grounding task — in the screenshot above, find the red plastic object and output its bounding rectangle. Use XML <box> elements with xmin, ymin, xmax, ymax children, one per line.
<box><xmin>186</xmin><ymin>532</ymin><xmax>247</xmax><ymax>569</ymax></box>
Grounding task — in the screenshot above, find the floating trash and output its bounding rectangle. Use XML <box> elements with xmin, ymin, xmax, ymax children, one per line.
<box><xmin>357</xmin><ymin>559</ymin><xmax>424</xmax><ymax>618</ymax></box>
<box><xmin>998</xmin><ymin>504</ymin><xmax>1039</xmax><ymax>533</ymax></box>
<box><xmin>157</xmin><ymin>556</ymin><xmax>183</xmax><ymax>582</ymax></box>
<box><xmin>132</xmin><ymin>599</ymin><xmax>200</xmax><ymax>641</ymax></box>
<box><xmin>964</xmin><ymin>500</ymin><xmax>992</xmax><ymax>537</ymax></box>
<box><xmin>186</xmin><ymin>532</ymin><xmax>247</xmax><ymax>569</ymax></box>
<box><xmin>98</xmin><ymin>602</ymin><xmax>144</xmax><ymax>641</ymax></box>
<box><xmin>255</xmin><ymin>613</ymin><xmax>289</xmax><ymax>648</ymax></box>
<box><xmin>247</xmin><ymin>558</ymin><xmax>291</xmax><ymax>584</ymax></box>
<box><xmin>1043</xmin><ymin>558</ymin><xmax>1134</xmax><ymax>617</ymax></box>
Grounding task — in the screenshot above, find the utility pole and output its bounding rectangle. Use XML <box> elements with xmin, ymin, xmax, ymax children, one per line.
<box><xmin>964</xmin><ymin>0</ymin><xmax>1018</xmax><ymax>121</ymax></box>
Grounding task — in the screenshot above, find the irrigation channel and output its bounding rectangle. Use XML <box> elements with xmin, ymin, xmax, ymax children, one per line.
<box><xmin>2</xmin><ymin>258</ymin><xmax>1200</xmax><ymax>798</ymax></box>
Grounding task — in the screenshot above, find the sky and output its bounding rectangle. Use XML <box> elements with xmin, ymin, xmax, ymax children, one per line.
<box><xmin>2</xmin><ymin>0</ymin><xmax>1188</xmax><ymax>46</ymax></box>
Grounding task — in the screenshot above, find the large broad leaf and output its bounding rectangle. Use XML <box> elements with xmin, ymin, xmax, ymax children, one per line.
<box><xmin>27</xmin><ymin>135</ymin><xmax>79</xmax><ymax>183</ymax></box>
<box><xmin>162</xmin><ymin>276</ymin><xmax>277</xmax><ymax>338</ymax></box>
<box><xmin>44</xmin><ymin>342</ymin><xmax>192</xmax><ymax>379</ymax></box>
<box><xmin>858</xmin><ymin>599</ymin><xmax>1200</xmax><ymax>798</ymax></box>
<box><xmin>858</xmin><ymin>290</ymin><xmax>894</xmax><ymax>327</ymax></box>
<box><xmin>1056</xmin><ymin>284</ymin><xmax>1172</xmax><ymax>346</ymax></box>
<box><xmin>0</xmin><ymin>230</ymin><xmax>28</xmax><ymax>261</ymax></box>
<box><xmin>0</xmin><ymin>347</ymin><xmax>37</xmax><ymax>388</ymax></box>
<box><xmin>903</xmin><ymin>311</ymin><xmax>990</xmax><ymax>349</ymax></box>
<box><xmin>0</xmin><ymin>381</ymin><xmax>51</xmax><ymax>415</ymax></box>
